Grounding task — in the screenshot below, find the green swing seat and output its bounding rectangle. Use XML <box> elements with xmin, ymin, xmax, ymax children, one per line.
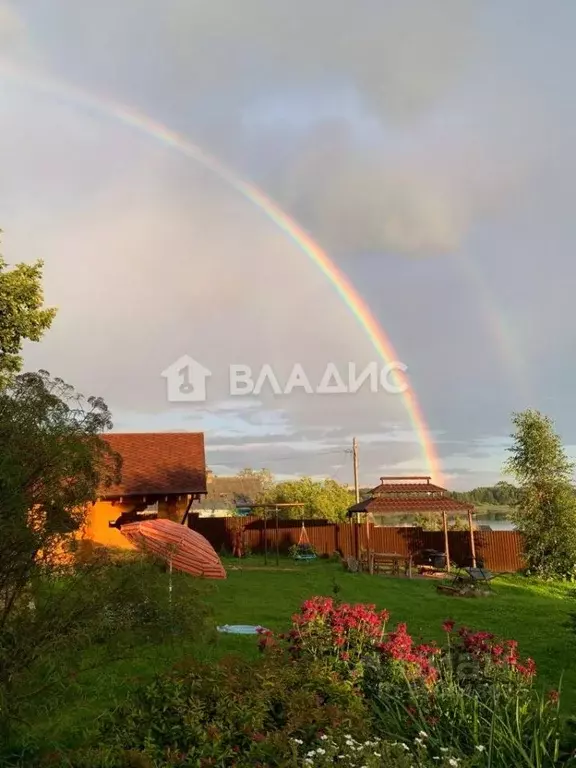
<box><xmin>293</xmin><ymin>522</ymin><xmax>317</xmax><ymax>561</ymax></box>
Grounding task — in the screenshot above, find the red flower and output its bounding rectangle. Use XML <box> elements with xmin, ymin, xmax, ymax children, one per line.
<box><xmin>442</xmin><ymin>619</ymin><xmax>456</xmax><ymax>633</ymax></box>
<box><xmin>548</xmin><ymin>690</ymin><xmax>560</xmax><ymax>704</ymax></box>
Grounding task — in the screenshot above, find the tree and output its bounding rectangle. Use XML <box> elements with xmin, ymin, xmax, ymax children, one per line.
<box><xmin>237</xmin><ymin>467</ymin><xmax>274</xmax><ymax>492</ymax></box>
<box><xmin>0</xmin><ymin>370</ymin><xmax>121</xmax><ymax>624</ymax></box>
<box><xmin>410</xmin><ymin>512</ymin><xmax>473</xmax><ymax>531</ymax></box>
<box><xmin>504</xmin><ymin>409</ymin><xmax>576</xmax><ymax>578</ymax></box>
<box><xmin>0</xmin><ymin>370</ymin><xmax>123</xmax><ymax>730</ymax></box>
<box><xmin>0</xmin><ymin>240</ymin><xmax>56</xmax><ymax>387</ymax></box>
<box><xmin>259</xmin><ymin>477</ymin><xmax>354</xmax><ymax>521</ymax></box>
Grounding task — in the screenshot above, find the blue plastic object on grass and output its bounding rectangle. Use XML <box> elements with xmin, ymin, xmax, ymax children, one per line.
<box><xmin>217</xmin><ymin>624</ymin><xmax>266</xmax><ymax>634</ymax></box>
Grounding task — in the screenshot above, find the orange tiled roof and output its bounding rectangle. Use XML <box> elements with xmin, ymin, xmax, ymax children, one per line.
<box><xmin>100</xmin><ymin>432</ymin><xmax>206</xmax><ymax>498</ymax></box>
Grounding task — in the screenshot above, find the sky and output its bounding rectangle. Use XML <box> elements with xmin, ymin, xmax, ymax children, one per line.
<box><xmin>1</xmin><ymin>0</ymin><xmax>576</xmax><ymax>489</ymax></box>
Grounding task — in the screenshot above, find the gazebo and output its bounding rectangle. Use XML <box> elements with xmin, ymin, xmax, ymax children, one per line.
<box><xmin>347</xmin><ymin>476</ymin><xmax>476</xmax><ymax>572</ymax></box>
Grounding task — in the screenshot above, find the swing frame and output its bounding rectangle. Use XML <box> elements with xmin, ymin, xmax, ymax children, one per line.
<box><xmin>232</xmin><ymin>502</ymin><xmax>306</xmax><ymax>565</ymax></box>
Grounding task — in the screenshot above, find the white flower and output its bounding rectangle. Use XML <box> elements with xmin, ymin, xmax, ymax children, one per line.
<box><xmin>316</xmin><ymin>748</ymin><xmax>326</xmax><ymax>755</ymax></box>
<box><xmin>320</xmin><ymin>734</ymin><xmax>328</xmax><ymax>741</ymax></box>
<box><xmin>307</xmin><ymin>750</ymin><xmax>316</xmax><ymax>757</ymax></box>
<box><xmin>449</xmin><ymin>760</ymin><xmax>459</xmax><ymax>767</ymax></box>
<box><xmin>475</xmin><ymin>745</ymin><xmax>486</xmax><ymax>752</ymax></box>
<box><xmin>415</xmin><ymin>738</ymin><xmax>423</xmax><ymax>746</ymax></box>
<box><xmin>419</xmin><ymin>730</ymin><xmax>428</xmax><ymax>738</ymax></box>
<box><xmin>293</xmin><ymin>738</ymin><xmax>303</xmax><ymax>745</ymax></box>
<box><xmin>373</xmin><ymin>752</ymin><xmax>381</xmax><ymax>758</ymax></box>
<box><xmin>440</xmin><ymin>747</ymin><xmax>449</xmax><ymax>753</ymax></box>
<box><xmin>401</xmin><ymin>743</ymin><xmax>409</xmax><ymax>751</ymax></box>
<box><xmin>433</xmin><ymin>758</ymin><xmax>440</xmax><ymax>761</ymax></box>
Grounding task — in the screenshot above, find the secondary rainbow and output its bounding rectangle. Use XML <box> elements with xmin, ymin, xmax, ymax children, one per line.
<box><xmin>0</xmin><ymin>62</ymin><xmax>443</xmax><ymax>482</ymax></box>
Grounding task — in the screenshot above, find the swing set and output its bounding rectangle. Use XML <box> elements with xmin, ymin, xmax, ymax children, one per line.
<box><xmin>232</xmin><ymin>502</ymin><xmax>314</xmax><ymax>565</ymax></box>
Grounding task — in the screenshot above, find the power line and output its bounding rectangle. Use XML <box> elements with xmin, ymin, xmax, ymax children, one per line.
<box><xmin>208</xmin><ymin>447</ymin><xmax>348</xmax><ymax>465</ymax></box>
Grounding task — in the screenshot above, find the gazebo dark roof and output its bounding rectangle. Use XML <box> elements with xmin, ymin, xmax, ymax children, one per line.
<box><xmin>348</xmin><ymin>476</ymin><xmax>473</xmax><ymax>517</ymax></box>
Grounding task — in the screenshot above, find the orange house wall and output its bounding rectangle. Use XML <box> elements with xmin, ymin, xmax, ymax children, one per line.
<box><xmin>83</xmin><ymin>496</ymin><xmax>193</xmax><ymax>548</ymax></box>
<box><xmin>84</xmin><ymin>501</ymin><xmax>136</xmax><ymax>549</ymax></box>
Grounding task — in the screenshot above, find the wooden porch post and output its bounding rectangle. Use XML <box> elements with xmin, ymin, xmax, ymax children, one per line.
<box><xmin>442</xmin><ymin>510</ymin><xmax>451</xmax><ymax>573</ymax></box>
<box><xmin>468</xmin><ymin>508</ymin><xmax>477</xmax><ymax>568</ymax></box>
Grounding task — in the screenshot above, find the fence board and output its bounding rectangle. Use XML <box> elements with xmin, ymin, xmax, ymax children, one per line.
<box><xmin>188</xmin><ymin>515</ymin><xmax>525</xmax><ymax>572</ymax></box>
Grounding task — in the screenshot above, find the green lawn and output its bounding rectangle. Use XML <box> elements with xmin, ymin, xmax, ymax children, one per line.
<box><xmin>20</xmin><ymin>557</ymin><xmax>576</xmax><ymax>754</ymax></box>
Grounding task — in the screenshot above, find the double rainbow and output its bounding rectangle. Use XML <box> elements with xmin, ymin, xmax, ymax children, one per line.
<box><xmin>0</xmin><ymin>62</ymin><xmax>442</xmax><ymax>482</ymax></box>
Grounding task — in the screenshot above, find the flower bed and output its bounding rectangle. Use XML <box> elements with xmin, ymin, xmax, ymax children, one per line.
<box><xmin>258</xmin><ymin>597</ymin><xmax>572</xmax><ymax>767</ymax></box>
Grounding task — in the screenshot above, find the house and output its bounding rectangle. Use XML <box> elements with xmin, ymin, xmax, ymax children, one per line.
<box><xmin>194</xmin><ymin>470</ymin><xmax>265</xmax><ymax>517</ymax></box>
<box><xmin>84</xmin><ymin>432</ymin><xmax>207</xmax><ymax>548</ymax></box>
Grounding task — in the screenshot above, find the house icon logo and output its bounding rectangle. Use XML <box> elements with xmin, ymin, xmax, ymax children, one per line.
<box><xmin>161</xmin><ymin>355</ymin><xmax>212</xmax><ymax>402</ymax></box>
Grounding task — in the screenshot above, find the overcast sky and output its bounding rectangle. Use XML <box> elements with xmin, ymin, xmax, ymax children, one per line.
<box><xmin>2</xmin><ymin>1</ymin><xmax>576</xmax><ymax>489</ymax></box>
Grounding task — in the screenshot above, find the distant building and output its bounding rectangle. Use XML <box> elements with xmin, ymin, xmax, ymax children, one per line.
<box><xmin>194</xmin><ymin>470</ymin><xmax>265</xmax><ymax>517</ymax></box>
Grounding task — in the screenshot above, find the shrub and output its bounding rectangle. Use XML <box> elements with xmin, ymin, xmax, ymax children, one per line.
<box><xmin>259</xmin><ymin>596</ymin><xmax>389</xmax><ymax>680</ymax></box>
<box><xmin>92</xmin><ymin>653</ymin><xmax>370</xmax><ymax>766</ymax></box>
<box><xmin>365</xmin><ymin>620</ymin><xmax>568</xmax><ymax>767</ymax></box>
<box><xmin>260</xmin><ymin>597</ymin><xmax>572</xmax><ymax>767</ymax></box>
<box><xmin>0</xmin><ymin>557</ymin><xmax>213</xmax><ymax>744</ymax></box>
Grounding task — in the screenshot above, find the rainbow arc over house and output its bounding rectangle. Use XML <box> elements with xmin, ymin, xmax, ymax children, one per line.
<box><xmin>0</xmin><ymin>62</ymin><xmax>443</xmax><ymax>483</ymax></box>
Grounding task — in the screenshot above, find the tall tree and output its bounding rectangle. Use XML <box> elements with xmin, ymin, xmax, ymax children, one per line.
<box><xmin>504</xmin><ymin>409</ymin><xmax>576</xmax><ymax>578</ymax></box>
<box><xmin>0</xmin><ymin>239</ymin><xmax>56</xmax><ymax>387</ymax></box>
<box><xmin>0</xmin><ymin>370</ymin><xmax>121</xmax><ymax>626</ymax></box>
<box><xmin>260</xmin><ymin>477</ymin><xmax>354</xmax><ymax>521</ymax></box>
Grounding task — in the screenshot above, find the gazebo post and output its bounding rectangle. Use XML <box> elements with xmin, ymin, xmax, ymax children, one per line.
<box><xmin>442</xmin><ymin>509</ymin><xmax>451</xmax><ymax>573</ymax></box>
<box><xmin>468</xmin><ymin>508</ymin><xmax>477</xmax><ymax>568</ymax></box>
<box><xmin>366</xmin><ymin>512</ymin><xmax>373</xmax><ymax>574</ymax></box>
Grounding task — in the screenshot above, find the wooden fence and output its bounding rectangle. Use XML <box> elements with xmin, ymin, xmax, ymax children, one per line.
<box><xmin>188</xmin><ymin>515</ymin><xmax>525</xmax><ymax>572</ymax></box>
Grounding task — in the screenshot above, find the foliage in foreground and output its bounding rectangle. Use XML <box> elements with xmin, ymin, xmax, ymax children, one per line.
<box><xmin>57</xmin><ymin>653</ymin><xmax>370</xmax><ymax>767</ymax></box>
<box><xmin>22</xmin><ymin>593</ymin><xmax>575</xmax><ymax>767</ymax></box>
<box><xmin>259</xmin><ymin>597</ymin><xmax>573</xmax><ymax>767</ymax></box>
<box><xmin>0</xmin><ymin>555</ymin><xmax>213</xmax><ymax>746</ymax></box>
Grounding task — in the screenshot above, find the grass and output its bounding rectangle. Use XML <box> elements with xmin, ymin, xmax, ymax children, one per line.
<box><xmin>14</xmin><ymin>556</ymin><xmax>576</xmax><ymax>755</ymax></box>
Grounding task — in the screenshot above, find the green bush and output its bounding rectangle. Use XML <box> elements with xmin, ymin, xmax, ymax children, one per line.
<box><xmin>363</xmin><ymin>621</ymin><xmax>571</xmax><ymax>767</ymax></box>
<box><xmin>88</xmin><ymin>653</ymin><xmax>370</xmax><ymax>766</ymax></box>
<box><xmin>0</xmin><ymin>556</ymin><xmax>214</xmax><ymax>745</ymax></box>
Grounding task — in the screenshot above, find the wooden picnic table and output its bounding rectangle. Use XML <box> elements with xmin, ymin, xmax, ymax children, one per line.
<box><xmin>360</xmin><ymin>552</ymin><xmax>413</xmax><ymax>577</ymax></box>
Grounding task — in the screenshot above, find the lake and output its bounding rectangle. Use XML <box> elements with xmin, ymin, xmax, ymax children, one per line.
<box><xmin>373</xmin><ymin>509</ymin><xmax>516</xmax><ymax>532</ymax></box>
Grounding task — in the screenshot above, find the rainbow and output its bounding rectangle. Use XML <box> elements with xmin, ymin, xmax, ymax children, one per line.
<box><xmin>0</xmin><ymin>62</ymin><xmax>443</xmax><ymax>483</ymax></box>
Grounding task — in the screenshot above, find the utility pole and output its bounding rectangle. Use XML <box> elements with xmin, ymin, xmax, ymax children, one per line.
<box><xmin>352</xmin><ymin>437</ymin><xmax>360</xmax><ymax>504</ymax></box>
<box><xmin>352</xmin><ymin>437</ymin><xmax>362</xmax><ymax>540</ymax></box>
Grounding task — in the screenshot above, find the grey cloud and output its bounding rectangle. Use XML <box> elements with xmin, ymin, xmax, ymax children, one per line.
<box><xmin>19</xmin><ymin>0</ymin><xmax>478</xmax><ymax>121</ymax></box>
